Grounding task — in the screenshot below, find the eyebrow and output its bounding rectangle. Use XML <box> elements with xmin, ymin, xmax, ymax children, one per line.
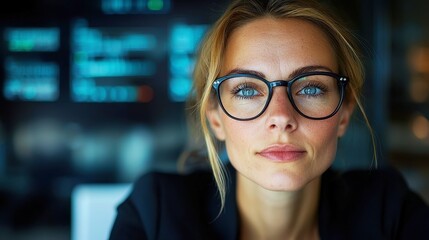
<box><xmin>225</xmin><ymin>65</ymin><xmax>335</xmax><ymax>80</ymax></box>
<box><xmin>226</xmin><ymin>68</ymin><xmax>266</xmax><ymax>78</ymax></box>
<box><xmin>289</xmin><ymin>65</ymin><xmax>334</xmax><ymax>79</ymax></box>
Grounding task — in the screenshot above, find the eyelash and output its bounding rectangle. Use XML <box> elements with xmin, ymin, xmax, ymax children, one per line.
<box><xmin>297</xmin><ymin>82</ymin><xmax>328</xmax><ymax>96</ymax></box>
<box><xmin>231</xmin><ymin>83</ymin><xmax>258</xmax><ymax>99</ymax></box>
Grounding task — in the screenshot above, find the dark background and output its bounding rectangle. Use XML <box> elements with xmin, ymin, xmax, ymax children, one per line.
<box><xmin>0</xmin><ymin>0</ymin><xmax>428</xmax><ymax>239</ymax></box>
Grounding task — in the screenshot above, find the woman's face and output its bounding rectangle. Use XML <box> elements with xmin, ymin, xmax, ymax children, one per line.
<box><xmin>207</xmin><ymin>18</ymin><xmax>354</xmax><ymax>191</ymax></box>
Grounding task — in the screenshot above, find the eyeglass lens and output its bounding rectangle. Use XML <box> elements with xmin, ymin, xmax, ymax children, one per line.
<box><xmin>218</xmin><ymin>74</ymin><xmax>342</xmax><ymax>120</ymax></box>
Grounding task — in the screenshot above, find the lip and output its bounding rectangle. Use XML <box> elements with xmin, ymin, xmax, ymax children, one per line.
<box><xmin>257</xmin><ymin>144</ymin><xmax>306</xmax><ymax>162</ymax></box>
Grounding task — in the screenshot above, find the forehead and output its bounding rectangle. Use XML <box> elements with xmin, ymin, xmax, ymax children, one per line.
<box><xmin>222</xmin><ymin>17</ymin><xmax>338</xmax><ymax>76</ymax></box>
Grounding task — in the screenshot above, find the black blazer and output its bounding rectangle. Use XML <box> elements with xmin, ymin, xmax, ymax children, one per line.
<box><xmin>109</xmin><ymin>165</ymin><xmax>429</xmax><ymax>239</ymax></box>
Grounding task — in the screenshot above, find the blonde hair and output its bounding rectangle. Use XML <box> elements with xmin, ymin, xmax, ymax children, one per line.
<box><xmin>187</xmin><ymin>0</ymin><xmax>375</xmax><ymax>210</ymax></box>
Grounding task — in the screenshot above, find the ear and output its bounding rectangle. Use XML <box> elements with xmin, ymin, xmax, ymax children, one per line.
<box><xmin>206</xmin><ymin>107</ymin><xmax>226</xmax><ymax>141</ymax></box>
<box><xmin>337</xmin><ymin>101</ymin><xmax>355</xmax><ymax>137</ymax></box>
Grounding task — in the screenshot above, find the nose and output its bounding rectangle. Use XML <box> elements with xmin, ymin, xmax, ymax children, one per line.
<box><xmin>264</xmin><ymin>87</ymin><xmax>298</xmax><ymax>132</ymax></box>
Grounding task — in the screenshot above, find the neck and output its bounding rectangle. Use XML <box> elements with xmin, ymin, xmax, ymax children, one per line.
<box><xmin>236</xmin><ymin>173</ymin><xmax>320</xmax><ymax>240</ymax></box>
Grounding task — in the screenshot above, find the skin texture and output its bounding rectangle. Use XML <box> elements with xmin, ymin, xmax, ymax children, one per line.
<box><xmin>207</xmin><ymin>17</ymin><xmax>354</xmax><ymax>239</ymax></box>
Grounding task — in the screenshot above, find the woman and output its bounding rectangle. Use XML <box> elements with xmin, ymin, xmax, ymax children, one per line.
<box><xmin>110</xmin><ymin>0</ymin><xmax>429</xmax><ymax>239</ymax></box>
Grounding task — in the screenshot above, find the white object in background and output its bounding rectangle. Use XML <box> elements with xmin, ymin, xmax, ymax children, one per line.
<box><xmin>72</xmin><ymin>184</ymin><xmax>132</xmax><ymax>240</ymax></box>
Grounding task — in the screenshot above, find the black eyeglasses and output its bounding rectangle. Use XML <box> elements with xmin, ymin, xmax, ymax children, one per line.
<box><xmin>212</xmin><ymin>71</ymin><xmax>348</xmax><ymax>121</ymax></box>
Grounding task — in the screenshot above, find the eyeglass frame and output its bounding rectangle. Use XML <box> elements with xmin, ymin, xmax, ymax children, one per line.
<box><xmin>212</xmin><ymin>71</ymin><xmax>349</xmax><ymax>121</ymax></box>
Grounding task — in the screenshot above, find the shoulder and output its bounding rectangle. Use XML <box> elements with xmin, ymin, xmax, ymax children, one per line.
<box><xmin>335</xmin><ymin>167</ymin><xmax>410</xmax><ymax>201</ymax></box>
<box><xmin>130</xmin><ymin>167</ymin><xmax>216</xmax><ymax>213</ymax></box>
<box><xmin>111</xmin><ymin>168</ymin><xmax>219</xmax><ymax>239</ymax></box>
<box><xmin>322</xmin><ymin>167</ymin><xmax>417</xmax><ymax>203</ymax></box>
<box><xmin>320</xmin><ymin>167</ymin><xmax>429</xmax><ymax>239</ymax></box>
<box><xmin>341</xmin><ymin>167</ymin><xmax>408</xmax><ymax>188</ymax></box>
<box><xmin>131</xmin><ymin>169</ymin><xmax>215</xmax><ymax>199</ymax></box>
<box><xmin>321</xmin><ymin>167</ymin><xmax>412</xmax><ymax>210</ymax></box>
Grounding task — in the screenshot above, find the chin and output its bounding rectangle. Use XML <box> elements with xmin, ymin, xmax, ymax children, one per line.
<box><xmin>257</xmin><ymin>172</ymin><xmax>314</xmax><ymax>192</ymax></box>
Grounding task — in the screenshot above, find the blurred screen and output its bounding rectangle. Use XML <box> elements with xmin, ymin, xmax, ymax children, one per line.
<box><xmin>71</xmin><ymin>19</ymin><xmax>160</xmax><ymax>102</ymax></box>
<box><xmin>0</xmin><ymin>0</ymin><xmax>227</xmax><ymax>237</ymax></box>
<box><xmin>3</xmin><ymin>28</ymin><xmax>60</xmax><ymax>101</ymax></box>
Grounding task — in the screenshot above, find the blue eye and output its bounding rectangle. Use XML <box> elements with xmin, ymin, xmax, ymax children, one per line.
<box><xmin>237</xmin><ymin>88</ymin><xmax>259</xmax><ymax>97</ymax></box>
<box><xmin>231</xmin><ymin>82</ymin><xmax>263</xmax><ymax>99</ymax></box>
<box><xmin>299</xmin><ymin>86</ymin><xmax>323</xmax><ymax>96</ymax></box>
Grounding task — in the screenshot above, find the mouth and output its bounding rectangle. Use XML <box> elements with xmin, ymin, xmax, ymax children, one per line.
<box><xmin>257</xmin><ymin>145</ymin><xmax>306</xmax><ymax>162</ymax></box>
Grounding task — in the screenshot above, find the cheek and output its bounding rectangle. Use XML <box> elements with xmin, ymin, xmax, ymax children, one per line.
<box><xmin>220</xmin><ymin>116</ymin><xmax>259</xmax><ymax>164</ymax></box>
<box><xmin>222</xmin><ymin>118</ymin><xmax>254</xmax><ymax>147</ymax></box>
<box><xmin>308</xmin><ymin>120</ymin><xmax>339</xmax><ymax>140</ymax></box>
<box><xmin>304</xmin><ymin>117</ymin><xmax>341</xmax><ymax>160</ymax></box>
